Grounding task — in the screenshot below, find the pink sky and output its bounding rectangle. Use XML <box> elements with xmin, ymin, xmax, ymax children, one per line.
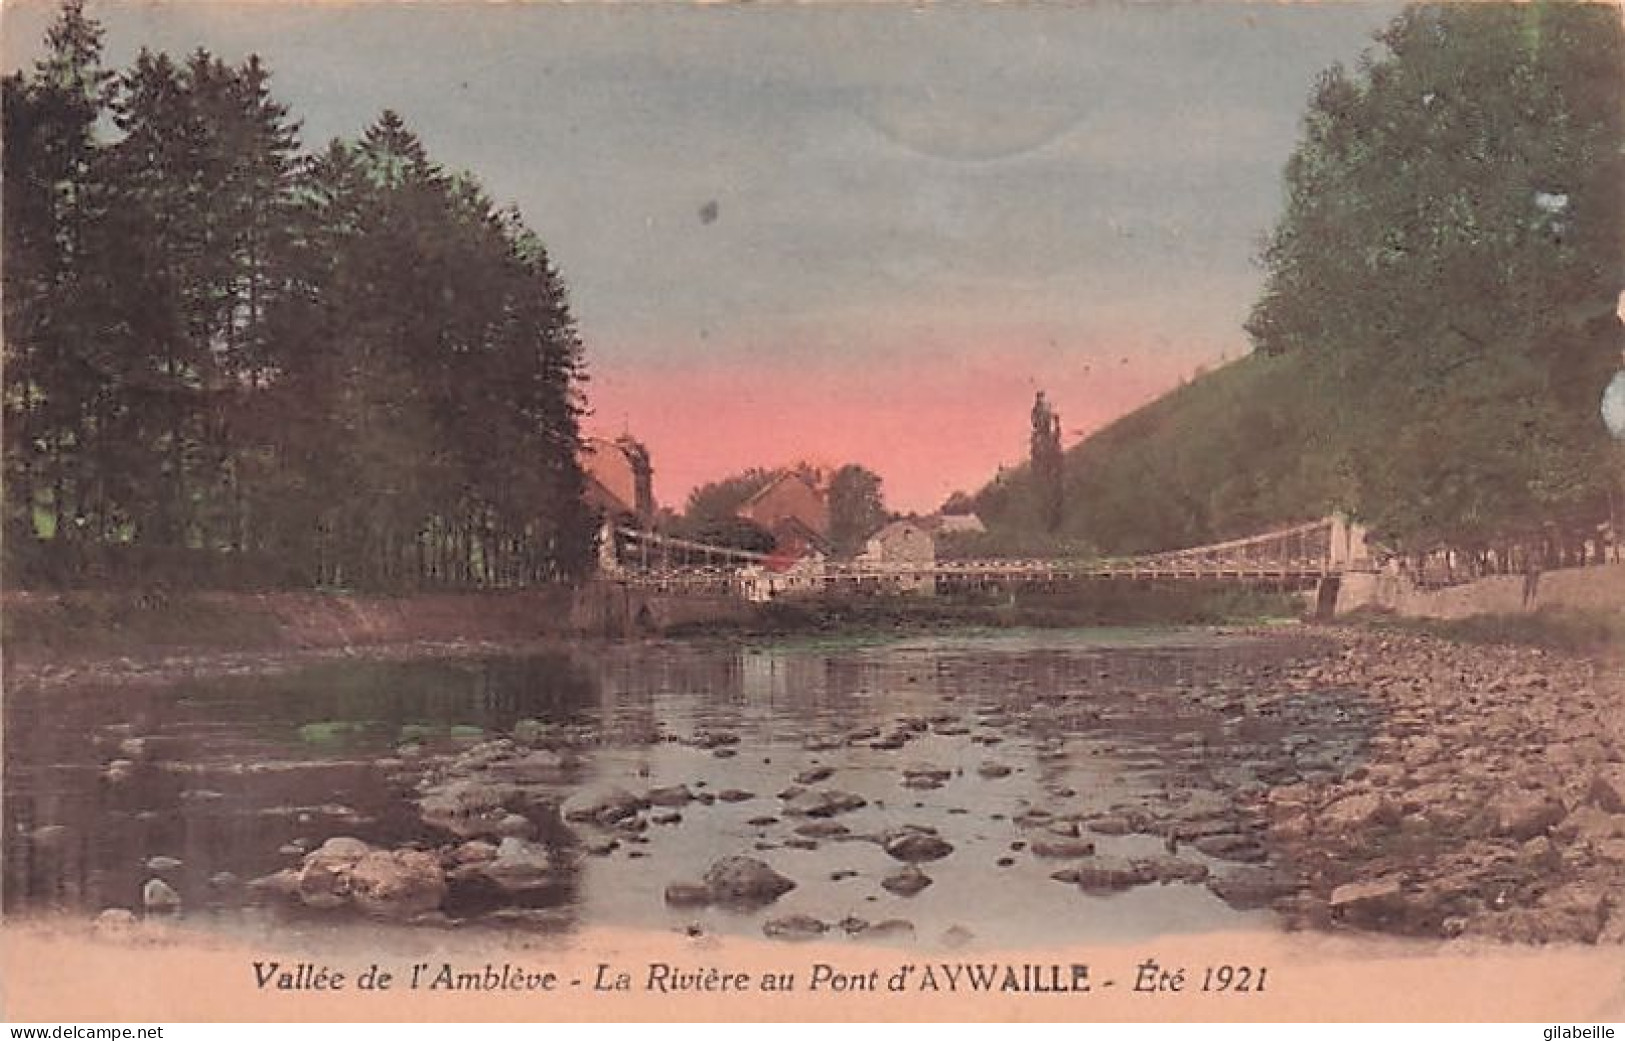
<box><xmin>583</xmin><ymin>330</ymin><xmax>1213</xmax><ymax>516</ymax></box>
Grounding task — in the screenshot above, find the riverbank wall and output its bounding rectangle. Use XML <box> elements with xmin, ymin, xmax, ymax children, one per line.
<box><xmin>1333</xmin><ymin>562</ymin><xmax>1625</xmax><ymax>620</ymax></box>
<box><xmin>0</xmin><ymin>583</ymin><xmax>759</xmax><ymax>666</ymax></box>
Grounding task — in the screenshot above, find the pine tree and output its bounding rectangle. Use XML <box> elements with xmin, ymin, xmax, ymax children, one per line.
<box><xmin>5</xmin><ymin>5</ymin><xmax>595</xmax><ymax>589</ymax></box>
<box><xmin>2</xmin><ymin>0</ymin><xmax>115</xmax><ymax>579</ymax></box>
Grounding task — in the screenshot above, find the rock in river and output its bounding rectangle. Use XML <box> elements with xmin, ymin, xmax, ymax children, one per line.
<box><xmin>647</xmin><ymin>784</ymin><xmax>696</xmax><ymax>807</ymax></box>
<box><xmin>1133</xmin><ymin>856</ymin><xmax>1209</xmax><ymax>885</ymax></box>
<box><xmin>763</xmin><ymin>915</ymin><xmax>829</xmax><ymax>940</ymax></box>
<box><xmin>794</xmin><ymin>820</ymin><xmax>850</xmax><ymax>839</ymax></box>
<box><xmin>901</xmin><ymin>767</ymin><xmax>950</xmax><ymax>791</ymax></box>
<box><xmin>347</xmin><ymin>849</ymin><xmax>447</xmax><ymax>918</ymax></box>
<box><xmin>1206</xmin><ymin>867</ymin><xmax>1299</xmax><ymax>911</ymax></box>
<box><xmin>467</xmin><ymin>837</ymin><xmax>555</xmax><ymax>896</ymax></box>
<box><xmin>702</xmin><ymin>856</ymin><xmax>797</xmax><ymax>906</ymax></box>
<box><xmin>142</xmin><ymin>878</ymin><xmax>181</xmax><ymax>914</ymax></box>
<box><xmin>292</xmin><ymin>837</ymin><xmax>447</xmax><ymax>919</ymax></box>
<box><xmin>1489</xmin><ymin>790</ymin><xmax>1566</xmax><ymax>841</ymax></box>
<box><xmin>1086</xmin><ymin>815</ymin><xmax>1134</xmax><ymax>836</ymax></box>
<box><xmin>883</xmin><ymin>830</ymin><xmax>954</xmax><ymax>863</ymax></box>
<box><xmin>417</xmin><ymin>778</ymin><xmax>525</xmax><ymax>839</ymax></box>
<box><xmin>94</xmin><ymin>908</ymin><xmax>139</xmax><ymax>940</ymax></box>
<box><xmin>1065</xmin><ymin>857</ymin><xmax>1150</xmax><ymax>892</ymax></box>
<box><xmin>1589</xmin><ymin>767</ymin><xmax>1625</xmax><ymax>814</ymax></box>
<box><xmin>1029</xmin><ymin>838</ymin><xmax>1097</xmax><ymax>859</ymax></box>
<box><xmin>1191</xmin><ymin>833</ymin><xmax>1268</xmax><ymax>863</ymax></box>
<box><xmin>563</xmin><ymin>785</ymin><xmax>649</xmax><ymax>826</ymax></box>
<box><xmin>483</xmin><ymin>748</ymin><xmax>572</xmax><ymax>784</ymax></box>
<box><xmin>782</xmin><ymin>789</ymin><xmax>867</xmax><ymax>818</ymax></box>
<box><xmin>882</xmin><ymin>865</ymin><xmax>933</xmax><ymax>897</ymax></box>
<box><xmin>1318</xmin><ymin>792</ymin><xmax>1399</xmax><ymax>831</ymax></box>
<box><xmin>663</xmin><ymin>883</ymin><xmax>712</xmax><ymax>908</ymax></box>
<box><xmin>295</xmin><ymin>837</ymin><xmax>369</xmax><ymax>909</ymax></box>
<box><xmin>1328</xmin><ymin>876</ymin><xmax>1408</xmax><ymax>927</ymax></box>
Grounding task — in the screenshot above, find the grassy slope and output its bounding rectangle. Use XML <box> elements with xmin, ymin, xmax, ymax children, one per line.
<box><xmin>974</xmin><ymin>352</ymin><xmax>1342</xmax><ymax>556</ymax></box>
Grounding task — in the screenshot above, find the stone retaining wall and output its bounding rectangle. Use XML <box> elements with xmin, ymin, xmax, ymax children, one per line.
<box><xmin>1335</xmin><ymin>562</ymin><xmax>1625</xmax><ymax>619</ymax></box>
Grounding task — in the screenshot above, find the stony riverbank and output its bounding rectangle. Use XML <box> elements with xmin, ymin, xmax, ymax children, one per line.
<box><xmin>1253</xmin><ymin>628</ymin><xmax>1625</xmax><ymax>944</ymax></box>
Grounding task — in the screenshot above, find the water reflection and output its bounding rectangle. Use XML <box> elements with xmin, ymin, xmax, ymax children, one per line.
<box><xmin>3</xmin><ymin>631</ymin><xmax>1378</xmax><ymax>947</ymax></box>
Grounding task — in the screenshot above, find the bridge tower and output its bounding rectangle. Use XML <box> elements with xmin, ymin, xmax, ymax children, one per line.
<box><xmin>1326</xmin><ymin>514</ymin><xmax>1372</xmax><ymax>572</ymax></box>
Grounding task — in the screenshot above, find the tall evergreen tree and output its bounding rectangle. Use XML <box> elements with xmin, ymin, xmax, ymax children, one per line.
<box><xmin>4</xmin><ymin>4</ymin><xmax>596</xmax><ymax>590</ymax></box>
<box><xmin>2</xmin><ymin>0</ymin><xmax>114</xmax><ymax>576</ymax></box>
<box><xmin>95</xmin><ymin>47</ymin><xmax>305</xmax><ymax>554</ymax></box>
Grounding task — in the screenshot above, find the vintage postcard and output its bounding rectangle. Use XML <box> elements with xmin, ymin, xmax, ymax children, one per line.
<box><xmin>3</xmin><ymin>0</ymin><xmax>1625</xmax><ymax>1026</ymax></box>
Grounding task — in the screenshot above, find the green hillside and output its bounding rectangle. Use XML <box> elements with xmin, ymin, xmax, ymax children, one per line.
<box><xmin>973</xmin><ymin>353</ymin><xmax>1340</xmax><ymax>556</ymax></box>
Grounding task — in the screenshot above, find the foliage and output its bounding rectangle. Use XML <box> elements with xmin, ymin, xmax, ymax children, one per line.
<box><xmin>977</xmin><ymin>4</ymin><xmax>1625</xmax><ymax>561</ymax></box>
<box><xmin>2</xmin><ymin>3</ymin><xmax>595</xmax><ymax>590</ymax></box>
<box><xmin>1247</xmin><ymin>3</ymin><xmax>1625</xmax><ymax>551</ymax></box>
<box><xmin>827</xmin><ymin>464</ymin><xmax>886</xmax><ymax>557</ymax></box>
<box><xmin>935</xmin><ymin>525</ymin><xmax>1095</xmax><ymax>561</ymax></box>
<box><xmin>682</xmin><ymin>468</ymin><xmax>777</xmax><ymax>527</ymax></box>
<box><xmin>685</xmin><ymin>516</ymin><xmax>777</xmax><ymax>554</ymax></box>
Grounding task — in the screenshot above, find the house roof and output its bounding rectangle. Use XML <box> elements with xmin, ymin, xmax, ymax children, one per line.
<box><xmin>741</xmin><ymin>466</ymin><xmax>826</xmax><ymax>509</ymax></box>
<box><xmin>768</xmin><ymin>514</ymin><xmax>831</xmax><ymax>551</ymax></box>
<box><xmin>870</xmin><ymin>518</ymin><xmax>932</xmax><ymax>542</ymax></box>
<box><xmin>582</xmin><ymin>472</ymin><xmax>634</xmax><ymax>518</ymax></box>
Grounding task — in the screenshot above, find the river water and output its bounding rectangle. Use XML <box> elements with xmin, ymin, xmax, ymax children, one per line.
<box><xmin>2</xmin><ymin>629</ymin><xmax>1380</xmax><ymax>948</ymax></box>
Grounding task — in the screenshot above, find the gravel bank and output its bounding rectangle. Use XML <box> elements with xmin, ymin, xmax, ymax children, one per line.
<box><xmin>1255</xmin><ymin>628</ymin><xmax>1625</xmax><ymax>944</ymax></box>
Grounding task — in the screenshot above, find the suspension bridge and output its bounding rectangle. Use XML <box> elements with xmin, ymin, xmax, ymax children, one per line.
<box><xmin>600</xmin><ymin>515</ymin><xmax>1372</xmax><ymax>601</ymax></box>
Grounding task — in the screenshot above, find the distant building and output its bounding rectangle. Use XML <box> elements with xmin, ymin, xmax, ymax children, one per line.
<box><xmin>740</xmin><ymin>466</ymin><xmax>831</xmax><ymax>544</ymax></box>
<box><xmin>926</xmin><ymin>513</ymin><xmax>985</xmax><ymax>535</ymax></box>
<box><xmin>857</xmin><ymin>518</ymin><xmax>937</xmax><ymax>595</ymax></box>
<box><xmin>581</xmin><ymin>435</ymin><xmax>655</xmax><ymax>526</ymax></box>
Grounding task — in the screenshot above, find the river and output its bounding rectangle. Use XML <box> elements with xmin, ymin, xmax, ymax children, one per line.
<box><xmin>2</xmin><ymin>628</ymin><xmax>1381</xmax><ymax>949</ymax></box>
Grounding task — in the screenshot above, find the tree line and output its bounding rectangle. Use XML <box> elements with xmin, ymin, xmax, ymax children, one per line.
<box><xmin>976</xmin><ymin>3</ymin><xmax>1625</xmax><ymax>566</ymax></box>
<box><xmin>3</xmin><ymin>2</ymin><xmax>597</xmax><ymax>591</ymax></box>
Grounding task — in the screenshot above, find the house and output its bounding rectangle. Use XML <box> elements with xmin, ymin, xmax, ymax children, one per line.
<box><xmin>739</xmin><ymin>466</ymin><xmax>831</xmax><ymax>545</ymax></box>
<box><xmin>857</xmin><ymin>518</ymin><xmax>937</xmax><ymax>595</ymax></box>
<box><xmin>580</xmin><ymin>435</ymin><xmax>655</xmax><ymax>526</ymax></box>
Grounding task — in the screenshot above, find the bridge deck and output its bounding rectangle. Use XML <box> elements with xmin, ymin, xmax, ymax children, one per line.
<box><xmin>614</xmin><ymin>561</ymin><xmax>1337</xmax><ymax>591</ymax></box>
<box><xmin>608</xmin><ymin>517</ymin><xmax>1355</xmax><ymax>594</ymax></box>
